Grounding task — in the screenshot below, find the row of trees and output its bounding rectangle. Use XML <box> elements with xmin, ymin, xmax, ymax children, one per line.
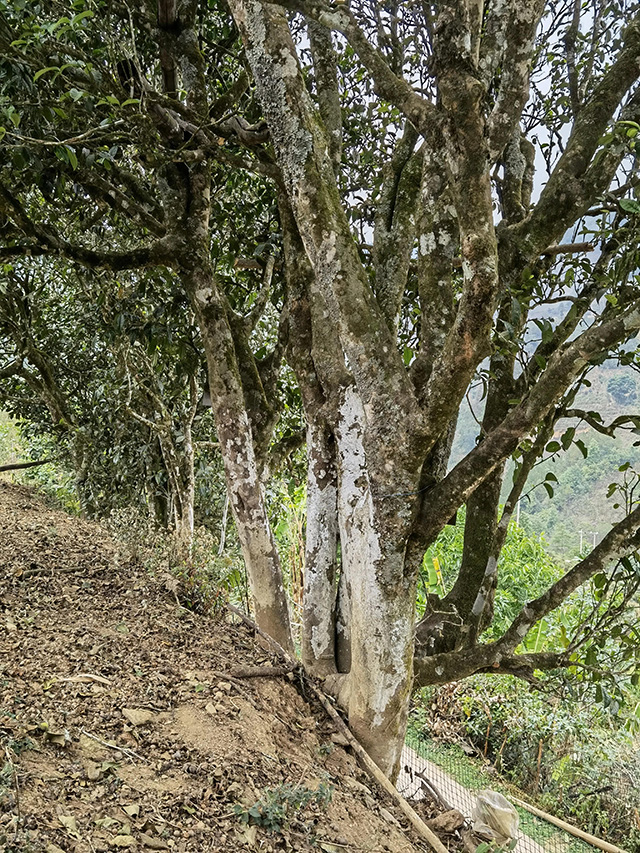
<box><xmin>2</xmin><ymin>0</ymin><xmax>640</xmax><ymax>777</ymax></box>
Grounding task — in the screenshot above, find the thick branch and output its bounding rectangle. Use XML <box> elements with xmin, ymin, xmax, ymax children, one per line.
<box><xmin>373</xmin><ymin>125</ymin><xmax>421</xmax><ymax>330</ymax></box>
<box><xmin>486</xmin><ymin>0</ymin><xmax>546</xmax><ymax>162</ymax></box>
<box><xmin>308</xmin><ymin>19</ymin><xmax>342</xmax><ymax>171</ymax></box>
<box><xmin>0</xmin><ymin>182</ymin><xmax>176</xmax><ymax>269</ymax></box>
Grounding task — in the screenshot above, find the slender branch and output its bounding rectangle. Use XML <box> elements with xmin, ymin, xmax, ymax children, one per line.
<box><xmin>499</xmin><ymin>502</ymin><xmax>640</xmax><ymax>651</ymax></box>
<box><xmin>541</xmin><ymin>241</ymin><xmax>595</xmax><ymax>256</ymax></box>
<box><xmin>278</xmin><ymin>0</ymin><xmax>440</xmax><ymax>135</ymax></box>
<box><xmin>0</xmin><ymin>459</ymin><xmax>53</xmax><ymax>472</ymax></box>
<box><xmin>420</xmin><ymin>298</ymin><xmax>640</xmax><ymax>544</ymax></box>
<box><xmin>514</xmin><ymin>20</ymin><xmax>640</xmax><ymax>253</ymax></box>
<box><xmin>564</xmin><ymin>0</ymin><xmax>582</xmax><ymax>118</ymax></box>
<box><xmin>563</xmin><ymin>409</ymin><xmax>640</xmax><ymax>436</ymax></box>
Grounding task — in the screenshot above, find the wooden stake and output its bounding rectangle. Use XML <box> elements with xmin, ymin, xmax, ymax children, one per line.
<box><xmin>511</xmin><ymin>797</ymin><xmax>630</xmax><ymax>853</ymax></box>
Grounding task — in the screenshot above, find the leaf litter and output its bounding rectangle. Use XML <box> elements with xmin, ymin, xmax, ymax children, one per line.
<box><xmin>0</xmin><ymin>482</ymin><xmax>442</xmax><ymax>853</ymax></box>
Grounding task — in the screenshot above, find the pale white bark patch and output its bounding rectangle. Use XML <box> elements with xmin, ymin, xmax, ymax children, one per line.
<box><xmin>279</xmin><ymin>46</ymin><xmax>298</xmax><ymax>78</ymax></box>
<box><xmin>336</xmin><ymin>386</ymin><xmax>412</xmax><ymax>730</ymax></box>
<box><xmin>471</xmin><ymin>592</ymin><xmax>486</xmax><ymax>617</ymax></box>
<box><xmin>624</xmin><ymin>308</ymin><xmax>640</xmax><ymax>331</ymax></box>
<box><xmin>305</xmin><ymin>423</ymin><xmax>338</xmax><ymax>660</ymax></box>
<box><xmin>419</xmin><ymin>233</ymin><xmax>436</xmax><ymax>256</ymax></box>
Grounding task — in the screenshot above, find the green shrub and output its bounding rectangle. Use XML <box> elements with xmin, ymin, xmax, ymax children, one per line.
<box><xmin>234</xmin><ymin>781</ymin><xmax>334</xmax><ymax>833</ymax></box>
<box><xmin>411</xmin><ymin>677</ymin><xmax>640</xmax><ymax>849</ymax></box>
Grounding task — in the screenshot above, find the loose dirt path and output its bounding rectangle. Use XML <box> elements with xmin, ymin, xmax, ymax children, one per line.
<box><xmin>397</xmin><ymin>745</ymin><xmax>549</xmax><ymax>853</ymax></box>
<box><xmin>0</xmin><ymin>481</ymin><xmax>438</xmax><ymax>853</ymax></box>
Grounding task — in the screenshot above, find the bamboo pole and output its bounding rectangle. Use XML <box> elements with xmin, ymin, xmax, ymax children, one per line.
<box><xmin>511</xmin><ymin>797</ymin><xmax>630</xmax><ymax>853</ymax></box>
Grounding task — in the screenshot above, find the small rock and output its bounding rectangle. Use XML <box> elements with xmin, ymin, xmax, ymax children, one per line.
<box><xmin>123</xmin><ymin>708</ymin><xmax>155</xmax><ymax>727</ymax></box>
<box><xmin>86</xmin><ymin>762</ymin><xmax>101</xmax><ymax>781</ymax></box>
<box><xmin>330</xmin><ymin>733</ymin><xmax>349</xmax><ymax>747</ymax></box>
<box><xmin>205</xmin><ymin>703</ymin><xmax>216</xmax><ymax>716</ymax></box>
<box><xmin>343</xmin><ymin>778</ymin><xmax>371</xmax><ymax>796</ymax></box>
<box><xmin>217</xmin><ymin>681</ymin><xmax>232</xmax><ymax>693</ymax></box>
<box><xmin>427</xmin><ymin>809</ymin><xmax>466</xmax><ymax>833</ymax></box>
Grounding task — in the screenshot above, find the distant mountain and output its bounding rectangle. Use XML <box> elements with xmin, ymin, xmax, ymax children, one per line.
<box><xmin>451</xmin><ymin>364</ymin><xmax>640</xmax><ymax>557</ymax></box>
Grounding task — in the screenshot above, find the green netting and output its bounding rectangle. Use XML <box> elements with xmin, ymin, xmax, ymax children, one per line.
<box><xmin>404</xmin><ymin>733</ymin><xmax>604</xmax><ymax>853</ymax></box>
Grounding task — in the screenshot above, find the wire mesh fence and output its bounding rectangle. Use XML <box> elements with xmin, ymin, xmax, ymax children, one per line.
<box><xmin>398</xmin><ymin>734</ymin><xmax>613</xmax><ymax>853</ymax></box>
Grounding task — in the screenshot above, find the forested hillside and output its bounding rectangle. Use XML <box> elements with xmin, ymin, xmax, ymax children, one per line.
<box><xmin>452</xmin><ymin>363</ymin><xmax>640</xmax><ymax>556</ymax></box>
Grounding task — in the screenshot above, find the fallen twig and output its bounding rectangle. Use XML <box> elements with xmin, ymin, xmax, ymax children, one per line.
<box><xmin>61</xmin><ymin>673</ymin><xmax>112</xmax><ymax>686</ymax></box>
<box><xmin>415</xmin><ymin>768</ymin><xmax>454</xmax><ymax>813</ymax></box>
<box><xmin>4</xmin><ymin>745</ymin><xmax>21</xmax><ymax>841</ymax></box>
<box><xmin>309</xmin><ymin>684</ymin><xmax>448</xmax><ymax>853</ymax></box>
<box><xmin>79</xmin><ymin>728</ymin><xmax>148</xmax><ymax>763</ymax></box>
<box><xmin>228</xmin><ymin>665</ymin><xmax>294</xmax><ymax>679</ymax></box>
<box><xmin>511</xmin><ymin>796</ymin><xmax>630</xmax><ymax>853</ymax></box>
<box><xmin>208</xmin><ymin>670</ymin><xmax>261</xmax><ymax>708</ymax></box>
<box><xmin>226</xmin><ymin>604</ymin><xmax>294</xmax><ymax>664</ymax></box>
<box><xmin>0</xmin><ymin>459</ymin><xmax>52</xmax><ymax>472</ymax></box>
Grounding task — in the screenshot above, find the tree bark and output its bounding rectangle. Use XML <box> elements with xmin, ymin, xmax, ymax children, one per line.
<box><xmin>185</xmin><ymin>259</ymin><xmax>294</xmax><ymax>653</ymax></box>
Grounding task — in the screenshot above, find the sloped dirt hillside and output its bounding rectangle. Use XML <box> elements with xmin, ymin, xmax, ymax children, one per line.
<box><xmin>0</xmin><ymin>482</ymin><xmax>433</xmax><ymax>853</ymax></box>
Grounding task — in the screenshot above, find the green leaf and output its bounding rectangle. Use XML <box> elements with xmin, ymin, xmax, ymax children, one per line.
<box><xmin>575</xmin><ymin>439</ymin><xmax>588</xmax><ymax>459</ymax></box>
<box><xmin>560</xmin><ymin>427</ymin><xmax>575</xmax><ymax>450</ymax></box>
<box><xmin>619</xmin><ymin>198</ymin><xmax>640</xmax><ymax>215</ymax></box>
<box><xmin>34</xmin><ymin>66</ymin><xmax>60</xmax><ymax>81</ymax></box>
<box><xmin>71</xmin><ymin>10</ymin><xmax>94</xmax><ymax>23</ymax></box>
<box><xmin>545</xmin><ymin>441</ymin><xmax>561</xmax><ymax>453</ymax></box>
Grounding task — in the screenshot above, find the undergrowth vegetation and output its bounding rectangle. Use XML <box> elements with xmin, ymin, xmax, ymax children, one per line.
<box><xmin>233</xmin><ymin>780</ymin><xmax>334</xmax><ymax>837</ymax></box>
<box><xmin>409</xmin><ymin>678</ymin><xmax>640</xmax><ymax>850</ymax></box>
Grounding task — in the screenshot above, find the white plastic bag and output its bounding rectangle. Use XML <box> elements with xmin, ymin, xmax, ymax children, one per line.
<box><xmin>471</xmin><ymin>789</ymin><xmax>519</xmax><ymax>846</ymax></box>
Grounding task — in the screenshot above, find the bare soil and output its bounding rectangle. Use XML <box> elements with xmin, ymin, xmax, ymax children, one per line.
<box><xmin>0</xmin><ymin>482</ymin><xmax>442</xmax><ymax>853</ymax></box>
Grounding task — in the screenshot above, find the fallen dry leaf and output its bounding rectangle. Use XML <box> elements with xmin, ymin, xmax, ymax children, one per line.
<box><xmin>58</xmin><ymin>814</ymin><xmax>80</xmax><ymax>838</ymax></box>
<box><xmin>139</xmin><ymin>833</ymin><xmax>170</xmax><ymax>850</ymax></box>
<box><xmin>123</xmin><ymin>707</ymin><xmax>156</xmax><ymax>726</ymax></box>
<box><xmin>111</xmin><ymin>834</ymin><xmax>137</xmax><ymax>848</ymax></box>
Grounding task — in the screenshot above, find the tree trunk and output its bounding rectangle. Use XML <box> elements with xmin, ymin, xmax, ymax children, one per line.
<box><xmin>302</xmin><ymin>419</ymin><xmax>339</xmax><ymax>675</ymax></box>
<box><xmin>185</xmin><ymin>263</ymin><xmax>294</xmax><ymax>653</ymax></box>
<box><xmin>332</xmin><ymin>385</ymin><xmax>418</xmax><ymax>779</ymax></box>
